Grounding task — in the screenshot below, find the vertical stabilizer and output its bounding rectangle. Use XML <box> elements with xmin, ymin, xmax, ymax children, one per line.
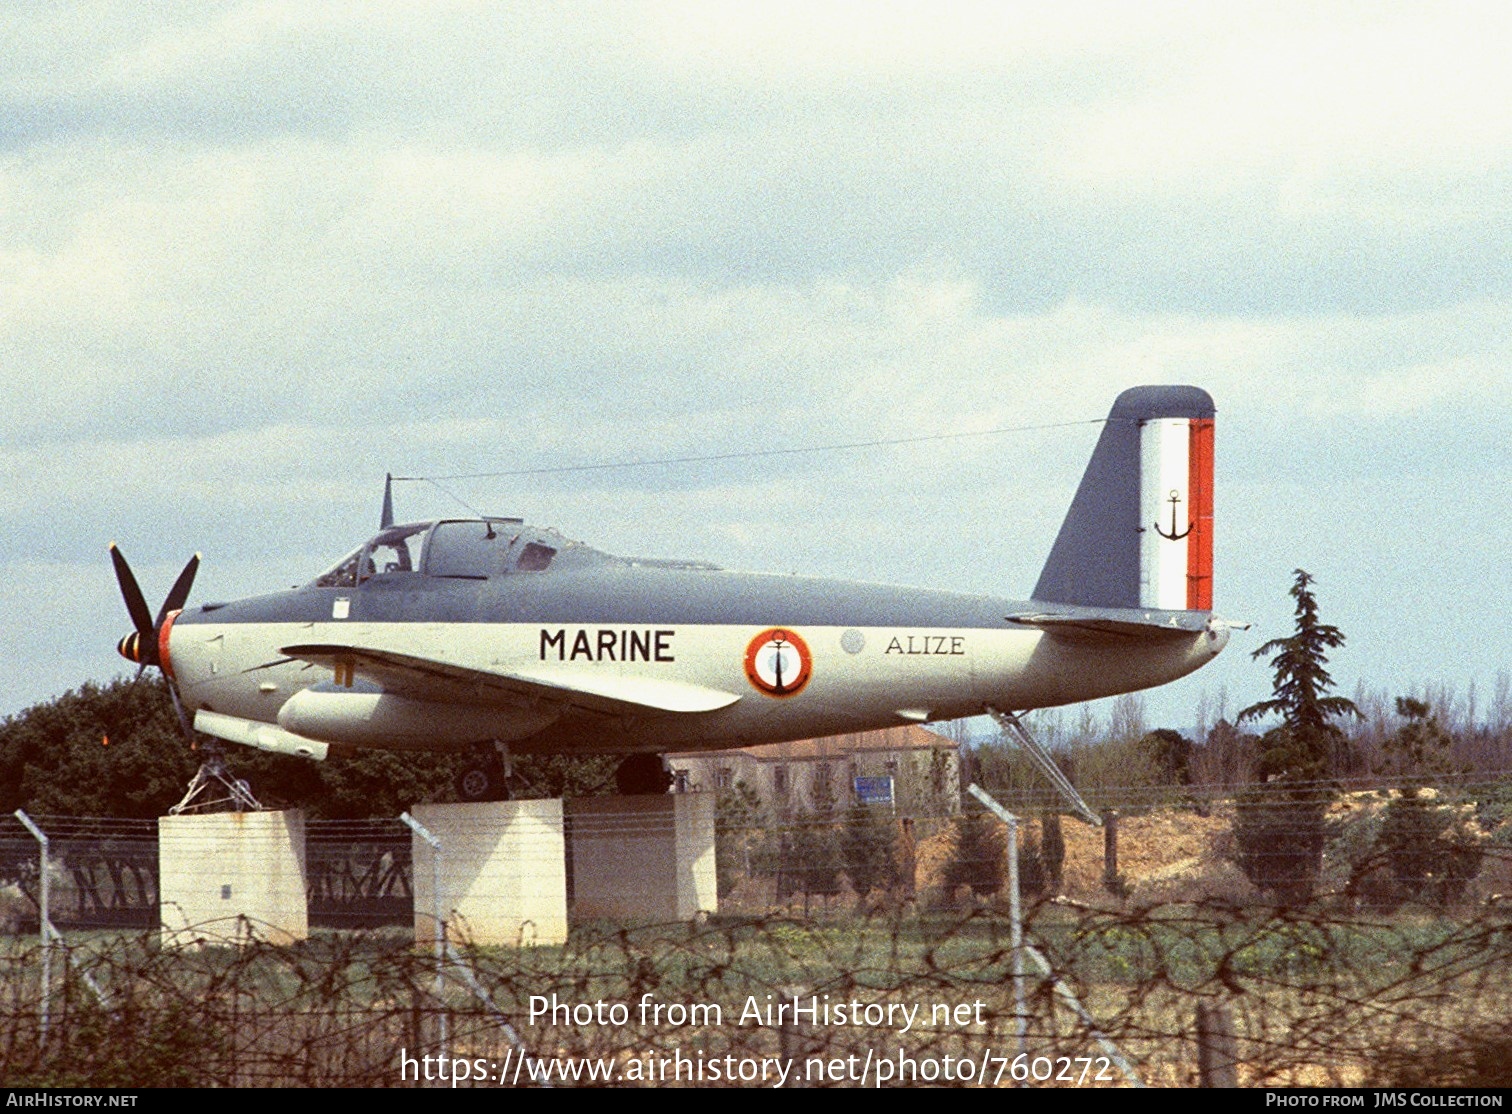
<box><xmin>1032</xmin><ymin>386</ymin><xmax>1215</xmax><ymax>611</ymax></box>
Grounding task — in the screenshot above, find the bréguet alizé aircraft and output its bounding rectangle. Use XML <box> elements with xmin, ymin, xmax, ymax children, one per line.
<box><xmin>112</xmin><ymin>385</ymin><xmax>1233</xmax><ymax>803</ymax></box>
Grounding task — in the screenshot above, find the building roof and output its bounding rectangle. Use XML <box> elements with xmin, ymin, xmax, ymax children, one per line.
<box><xmin>685</xmin><ymin>724</ymin><xmax>957</xmax><ymax>763</ymax></box>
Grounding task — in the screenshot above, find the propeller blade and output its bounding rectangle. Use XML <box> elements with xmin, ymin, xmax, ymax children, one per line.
<box><xmin>156</xmin><ymin>553</ymin><xmax>201</xmax><ymax>627</ymax></box>
<box><xmin>109</xmin><ymin>543</ymin><xmax>155</xmax><ymax>638</ymax></box>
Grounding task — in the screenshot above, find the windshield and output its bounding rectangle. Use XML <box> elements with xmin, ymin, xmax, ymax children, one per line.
<box><xmin>309</xmin><ymin>523</ymin><xmax>431</xmax><ymax>588</ymax></box>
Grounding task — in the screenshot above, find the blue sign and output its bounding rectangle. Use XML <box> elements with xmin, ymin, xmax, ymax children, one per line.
<box><xmin>853</xmin><ymin>775</ymin><xmax>894</xmax><ymax>805</ymax></box>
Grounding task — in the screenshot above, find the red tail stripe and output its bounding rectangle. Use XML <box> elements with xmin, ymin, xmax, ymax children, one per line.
<box><xmin>1186</xmin><ymin>419</ymin><xmax>1214</xmax><ymax>610</ymax></box>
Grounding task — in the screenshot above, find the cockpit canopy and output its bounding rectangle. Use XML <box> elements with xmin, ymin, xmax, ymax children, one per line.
<box><xmin>308</xmin><ymin>518</ymin><xmax>586</xmax><ymax>589</ymax></box>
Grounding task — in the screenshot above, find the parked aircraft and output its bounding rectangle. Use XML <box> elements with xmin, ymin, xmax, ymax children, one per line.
<box><xmin>112</xmin><ymin>385</ymin><xmax>1233</xmax><ymax>803</ymax></box>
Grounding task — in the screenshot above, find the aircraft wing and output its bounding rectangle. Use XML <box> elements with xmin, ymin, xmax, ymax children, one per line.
<box><xmin>279</xmin><ymin>642</ymin><xmax>742</xmax><ymax>717</ymax></box>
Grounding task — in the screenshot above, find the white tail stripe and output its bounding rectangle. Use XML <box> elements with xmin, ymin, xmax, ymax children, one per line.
<box><xmin>1139</xmin><ymin>418</ymin><xmax>1192</xmax><ymax>610</ymax></box>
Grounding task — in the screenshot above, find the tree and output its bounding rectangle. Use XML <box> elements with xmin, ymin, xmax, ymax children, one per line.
<box><xmin>840</xmin><ymin>804</ymin><xmax>897</xmax><ymax>907</ymax></box>
<box><xmin>715</xmin><ymin>779</ymin><xmax>766</xmax><ymax>900</ymax></box>
<box><xmin>944</xmin><ymin>810</ymin><xmax>1005</xmax><ymax>900</ymax></box>
<box><xmin>775</xmin><ymin>822</ymin><xmax>843</xmax><ymax>912</ymax></box>
<box><xmin>1237</xmin><ymin>569</ymin><xmax>1361</xmax><ymax>780</ymax></box>
<box><xmin>1373</xmin><ymin>698</ymin><xmax>1482</xmax><ymax>906</ymax></box>
<box><xmin>1233</xmin><ymin>569</ymin><xmax>1360</xmax><ymax>903</ymax></box>
<box><xmin>0</xmin><ymin>679</ymin><xmax>485</xmax><ymax>819</ymax></box>
<box><xmin>1139</xmin><ymin>728</ymin><xmax>1194</xmax><ymax>785</ymax></box>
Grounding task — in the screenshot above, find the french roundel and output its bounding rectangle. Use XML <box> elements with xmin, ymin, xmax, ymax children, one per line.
<box><xmin>744</xmin><ymin>628</ymin><xmax>813</xmax><ymax>698</ymax></box>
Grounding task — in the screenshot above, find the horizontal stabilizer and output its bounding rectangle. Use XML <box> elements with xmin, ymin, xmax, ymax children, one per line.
<box><xmin>280</xmin><ymin>643</ymin><xmax>742</xmax><ymax>717</ymax></box>
<box><xmin>1006</xmin><ymin>611</ymin><xmax>1209</xmax><ymax>643</ymax></box>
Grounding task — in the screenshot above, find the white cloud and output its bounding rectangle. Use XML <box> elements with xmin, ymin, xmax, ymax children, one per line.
<box><xmin>1043</xmin><ymin>6</ymin><xmax>1512</xmax><ymax>215</ymax></box>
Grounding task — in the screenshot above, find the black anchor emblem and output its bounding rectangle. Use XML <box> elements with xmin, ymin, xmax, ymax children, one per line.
<box><xmin>1154</xmin><ymin>489</ymin><xmax>1192</xmax><ymax>541</ymax></box>
<box><xmin>768</xmin><ymin>633</ymin><xmax>790</xmax><ymax>692</ymax></box>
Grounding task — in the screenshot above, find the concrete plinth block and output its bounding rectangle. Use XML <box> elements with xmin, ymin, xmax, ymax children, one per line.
<box><xmin>158</xmin><ymin>809</ymin><xmax>308</xmax><ymax>948</ymax></box>
<box><xmin>566</xmin><ymin>793</ymin><xmax>716</xmax><ymax>924</ymax></box>
<box><xmin>409</xmin><ymin>799</ymin><xmax>568</xmax><ymax>947</ymax></box>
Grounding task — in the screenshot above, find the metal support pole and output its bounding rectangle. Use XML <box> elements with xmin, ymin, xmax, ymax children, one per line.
<box><xmin>1196</xmin><ymin>1001</ymin><xmax>1239</xmax><ymax>1087</ymax></box>
<box><xmin>1023</xmin><ymin>943</ymin><xmax>1145</xmax><ymax>1088</ymax></box>
<box><xmin>966</xmin><ymin>785</ymin><xmax>1027</xmax><ymax>1066</ymax></box>
<box><xmin>968</xmin><ymin>786</ymin><xmax>1145</xmax><ymax>1089</ymax></box>
<box><xmin>399</xmin><ymin>811</ymin><xmax>447</xmax><ymax>1059</ymax></box>
<box><xmin>14</xmin><ymin>810</ymin><xmax>50</xmax><ymax>1048</ymax></box>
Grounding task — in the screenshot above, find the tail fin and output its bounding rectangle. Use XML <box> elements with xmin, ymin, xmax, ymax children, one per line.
<box><xmin>1033</xmin><ymin>385</ymin><xmax>1215</xmax><ymax>612</ymax></box>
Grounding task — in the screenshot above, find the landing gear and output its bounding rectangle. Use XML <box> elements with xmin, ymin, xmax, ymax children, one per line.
<box><xmin>456</xmin><ymin>740</ymin><xmax>514</xmax><ymax>802</ymax></box>
<box><xmin>615</xmin><ymin>753</ymin><xmax>673</xmax><ymax>796</ymax></box>
<box><xmin>169</xmin><ymin>743</ymin><xmax>264</xmax><ymax>814</ymax></box>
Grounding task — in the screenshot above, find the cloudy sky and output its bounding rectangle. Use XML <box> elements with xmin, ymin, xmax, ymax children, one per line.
<box><xmin>3</xmin><ymin>2</ymin><xmax>1508</xmax><ymax>735</ymax></box>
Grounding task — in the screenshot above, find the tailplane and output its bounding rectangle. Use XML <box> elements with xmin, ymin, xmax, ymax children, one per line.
<box><xmin>1033</xmin><ymin>385</ymin><xmax>1215</xmax><ymax>612</ymax></box>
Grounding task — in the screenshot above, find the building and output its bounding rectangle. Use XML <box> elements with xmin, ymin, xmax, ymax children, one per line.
<box><xmin>668</xmin><ymin>724</ymin><xmax>961</xmax><ymax>817</ymax></box>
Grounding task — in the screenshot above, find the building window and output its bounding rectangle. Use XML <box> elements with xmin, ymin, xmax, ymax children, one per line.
<box><xmin>885</xmin><ymin>758</ymin><xmax>899</xmax><ymax>775</ymax></box>
<box><xmin>673</xmin><ymin>769</ymin><xmax>689</xmax><ymax>793</ymax></box>
<box><xmin>774</xmin><ymin>765</ymin><xmax>789</xmax><ymax>796</ymax></box>
<box><xmin>812</xmin><ymin>762</ymin><xmax>832</xmax><ymax>809</ymax></box>
<box><xmin>716</xmin><ymin>766</ymin><xmax>733</xmax><ymax>790</ymax></box>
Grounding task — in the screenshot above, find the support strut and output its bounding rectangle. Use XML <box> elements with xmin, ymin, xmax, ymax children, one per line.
<box><xmin>169</xmin><ymin>745</ymin><xmax>264</xmax><ymax>815</ymax></box>
<box><xmin>985</xmin><ymin>707</ymin><xmax>1102</xmax><ymax>827</ymax></box>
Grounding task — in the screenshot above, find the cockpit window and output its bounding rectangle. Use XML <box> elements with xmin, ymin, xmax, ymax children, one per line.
<box><xmin>308</xmin><ymin>518</ymin><xmax>581</xmax><ymax>588</ymax></box>
<box><xmin>517</xmin><ymin>542</ymin><xmax>556</xmax><ymax>572</ymax></box>
<box><xmin>310</xmin><ymin>523</ymin><xmax>429</xmax><ymax>588</ymax></box>
<box><xmin>366</xmin><ymin>524</ymin><xmax>427</xmax><ymax>580</ymax></box>
<box><xmin>313</xmin><ymin>547</ymin><xmax>363</xmax><ymax>589</ymax></box>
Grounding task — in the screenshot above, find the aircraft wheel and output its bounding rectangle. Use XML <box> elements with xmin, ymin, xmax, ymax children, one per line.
<box><xmin>615</xmin><ymin>753</ymin><xmax>673</xmax><ymax>796</ymax></box>
<box><xmin>456</xmin><ymin>759</ymin><xmax>510</xmax><ymax>802</ymax></box>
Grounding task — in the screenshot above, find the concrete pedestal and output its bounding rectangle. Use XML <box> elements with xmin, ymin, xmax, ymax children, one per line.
<box><xmin>158</xmin><ymin>809</ymin><xmax>308</xmax><ymax>948</ymax></box>
<box><xmin>566</xmin><ymin>793</ymin><xmax>717</xmax><ymax>924</ymax></box>
<box><xmin>409</xmin><ymin>799</ymin><xmax>568</xmax><ymax>947</ymax></box>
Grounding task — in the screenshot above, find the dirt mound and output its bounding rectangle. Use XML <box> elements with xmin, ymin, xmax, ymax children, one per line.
<box><xmin>913</xmin><ymin>806</ymin><xmax>1244</xmax><ymax>904</ymax></box>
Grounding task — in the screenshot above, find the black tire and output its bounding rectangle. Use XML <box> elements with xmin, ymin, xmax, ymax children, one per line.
<box><xmin>615</xmin><ymin>753</ymin><xmax>673</xmax><ymax>795</ymax></box>
<box><xmin>456</xmin><ymin>759</ymin><xmax>510</xmax><ymax>802</ymax></box>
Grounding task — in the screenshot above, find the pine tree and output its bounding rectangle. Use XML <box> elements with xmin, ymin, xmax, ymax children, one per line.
<box><xmin>1233</xmin><ymin>569</ymin><xmax>1360</xmax><ymax>903</ymax></box>
<box><xmin>1237</xmin><ymin>569</ymin><xmax>1361</xmax><ymax>779</ymax></box>
<box><xmin>840</xmin><ymin>803</ymin><xmax>897</xmax><ymax>907</ymax></box>
<box><xmin>777</xmin><ymin>822</ymin><xmax>842</xmax><ymax>912</ymax></box>
<box><xmin>1374</xmin><ymin>699</ymin><xmax>1481</xmax><ymax>906</ymax></box>
<box><xmin>715</xmin><ymin>779</ymin><xmax>766</xmax><ymax>899</ymax></box>
<box><xmin>944</xmin><ymin>810</ymin><xmax>1004</xmax><ymax>900</ymax></box>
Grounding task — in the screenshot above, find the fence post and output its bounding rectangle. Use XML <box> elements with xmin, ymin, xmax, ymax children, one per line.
<box><xmin>399</xmin><ymin>811</ymin><xmax>447</xmax><ymax>1060</ymax></box>
<box><xmin>965</xmin><ymin>785</ymin><xmax>1028</xmax><ymax>1068</ymax></box>
<box><xmin>1195</xmin><ymin>1002</ymin><xmax>1239</xmax><ymax>1087</ymax></box>
<box><xmin>1102</xmin><ymin>809</ymin><xmax>1121</xmax><ymax>895</ymax></box>
<box><xmin>1004</xmin><ymin>807</ymin><xmax>1027</xmax><ymax>1076</ymax></box>
<box><xmin>14</xmin><ymin>810</ymin><xmax>50</xmax><ymax>1049</ymax></box>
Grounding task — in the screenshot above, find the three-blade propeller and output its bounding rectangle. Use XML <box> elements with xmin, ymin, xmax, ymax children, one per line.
<box><xmin>110</xmin><ymin>543</ymin><xmax>200</xmax><ymax>739</ymax></box>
